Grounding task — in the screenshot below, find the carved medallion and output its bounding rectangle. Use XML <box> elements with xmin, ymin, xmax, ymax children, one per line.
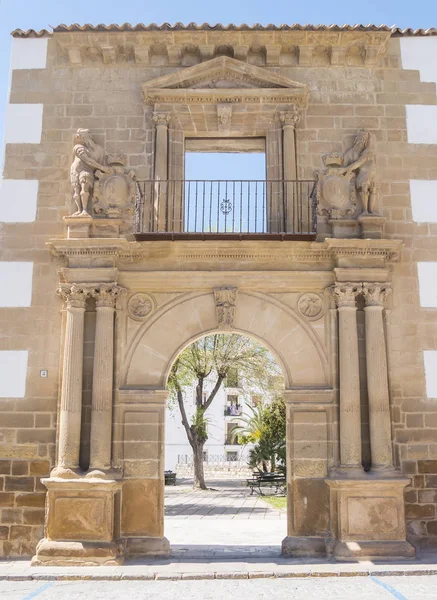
<box><xmin>128</xmin><ymin>293</ymin><xmax>155</xmax><ymax>320</ymax></box>
<box><xmin>297</xmin><ymin>293</ymin><xmax>324</xmax><ymax>320</ymax></box>
<box><xmin>93</xmin><ymin>153</ymin><xmax>136</xmax><ymax>218</ymax></box>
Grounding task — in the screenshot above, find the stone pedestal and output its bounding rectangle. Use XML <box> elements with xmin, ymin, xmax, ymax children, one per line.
<box><xmin>328</xmin><ymin>218</ymin><xmax>360</xmax><ymax>239</ymax></box>
<box><xmin>327</xmin><ymin>477</ymin><xmax>415</xmax><ymax>560</ymax></box>
<box><xmin>32</xmin><ymin>476</ymin><xmax>122</xmax><ymax>566</ymax></box>
<box><xmin>64</xmin><ymin>215</ymin><xmax>93</xmax><ymax>239</ymax></box>
<box><xmin>358</xmin><ymin>214</ymin><xmax>385</xmax><ymax>239</ymax></box>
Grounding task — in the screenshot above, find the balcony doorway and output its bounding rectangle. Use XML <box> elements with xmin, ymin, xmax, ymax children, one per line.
<box><xmin>184</xmin><ymin>150</ymin><xmax>267</xmax><ymax>234</ymax></box>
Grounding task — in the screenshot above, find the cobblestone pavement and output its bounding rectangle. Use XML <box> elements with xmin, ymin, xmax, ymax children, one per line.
<box><xmin>164</xmin><ymin>478</ymin><xmax>286</xmax><ymax>558</ymax></box>
<box><xmin>2</xmin><ymin>576</ymin><xmax>437</xmax><ymax>599</ymax></box>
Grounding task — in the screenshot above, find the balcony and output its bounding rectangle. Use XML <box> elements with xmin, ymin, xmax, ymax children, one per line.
<box><xmin>224</xmin><ymin>406</ymin><xmax>242</xmax><ymax>417</ymax></box>
<box><xmin>134</xmin><ymin>179</ymin><xmax>316</xmax><ymax>241</ymax></box>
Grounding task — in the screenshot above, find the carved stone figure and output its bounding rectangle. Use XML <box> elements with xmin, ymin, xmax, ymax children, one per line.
<box><xmin>341</xmin><ymin>129</ymin><xmax>377</xmax><ymax>215</ymax></box>
<box><xmin>93</xmin><ymin>154</ymin><xmax>136</xmax><ymax>218</ymax></box>
<box><xmin>70</xmin><ymin>129</ymin><xmax>110</xmax><ymax>216</ymax></box>
<box><xmin>214</xmin><ymin>287</ymin><xmax>238</xmax><ymax>330</ymax></box>
<box><xmin>315</xmin><ymin>129</ymin><xmax>377</xmax><ymax>218</ymax></box>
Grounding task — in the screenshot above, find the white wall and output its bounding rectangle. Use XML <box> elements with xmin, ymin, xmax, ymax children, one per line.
<box><xmin>0</xmin><ymin>350</ymin><xmax>28</xmax><ymax>397</ymax></box>
<box><xmin>0</xmin><ymin>179</ymin><xmax>38</xmax><ymax>222</ymax></box>
<box><xmin>4</xmin><ymin>104</ymin><xmax>43</xmax><ymax>145</ymax></box>
<box><xmin>10</xmin><ymin>38</ymin><xmax>48</xmax><ymax>71</ymax></box>
<box><xmin>165</xmin><ymin>381</ymin><xmax>255</xmax><ymax>471</ymax></box>
<box><xmin>400</xmin><ymin>37</ymin><xmax>437</xmax><ymax>86</ymax></box>
<box><xmin>410</xmin><ymin>180</ymin><xmax>437</xmax><ymax>223</ymax></box>
<box><xmin>0</xmin><ymin>262</ymin><xmax>33</xmax><ymax>307</ymax></box>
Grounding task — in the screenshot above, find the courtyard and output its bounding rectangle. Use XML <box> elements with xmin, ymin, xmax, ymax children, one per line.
<box><xmin>164</xmin><ymin>478</ymin><xmax>286</xmax><ymax>558</ymax></box>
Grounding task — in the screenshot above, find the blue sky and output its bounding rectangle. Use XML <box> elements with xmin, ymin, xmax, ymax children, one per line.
<box><xmin>0</xmin><ymin>0</ymin><xmax>436</xmax><ymax>164</ymax></box>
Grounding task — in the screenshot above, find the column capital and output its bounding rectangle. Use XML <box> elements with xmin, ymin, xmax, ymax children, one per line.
<box><xmin>57</xmin><ymin>284</ymin><xmax>93</xmax><ymax>309</ymax></box>
<box><xmin>279</xmin><ymin>108</ymin><xmax>300</xmax><ymax>128</ymax></box>
<box><xmin>92</xmin><ymin>283</ymin><xmax>127</xmax><ymax>308</ymax></box>
<box><xmin>152</xmin><ymin>111</ymin><xmax>171</xmax><ymax>127</ymax></box>
<box><xmin>363</xmin><ymin>282</ymin><xmax>392</xmax><ymax>307</ymax></box>
<box><xmin>331</xmin><ymin>282</ymin><xmax>363</xmax><ymax>308</ymax></box>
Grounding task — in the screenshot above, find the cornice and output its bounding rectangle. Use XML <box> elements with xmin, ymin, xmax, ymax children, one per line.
<box><xmin>47</xmin><ymin>238</ymin><xmax>403</xmax><ymax>268</ymax></box>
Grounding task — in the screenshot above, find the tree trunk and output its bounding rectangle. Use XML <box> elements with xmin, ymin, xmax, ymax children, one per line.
<box><xmin>192</xmin><ymin>438</ymin><xmax>207</xmax><ymax>490</ymax></box>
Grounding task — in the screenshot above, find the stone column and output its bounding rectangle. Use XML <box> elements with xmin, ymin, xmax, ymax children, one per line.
<box><xmin>89</xmin><ymin>284</ymin><xmax>125</xmax><ymax>471</ymax></box>
<box><xmin>56</xmin><ymin>284</ymin><xmax>90</xmax><ymax>471</ymax></box>
<box><xmin>332</xmin><ymin>283</ymin><xmax>363</xmax><ymax>471</ymax></box>
<box><xmin>153</xmin><ymin>111</ymin><xmax>171</xmax><ymax>232</ymax></box>
<box><xmin>280</xmin><ymin>108</ymin><xmax>299</xmax><ymax>233</ymax></box>
<box><xmin>363</xmin><ymin>283</ymin><xmax>394</xmax><ymax>471</ymax></box>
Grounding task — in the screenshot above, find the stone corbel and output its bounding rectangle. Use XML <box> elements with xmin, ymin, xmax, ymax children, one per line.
<box><xmin>213</xmin><ymin>287</ymin><xmax>238</xmax><ymax>331</ymax></box>
<box><xmin>102</xmin><ymin>46</ymin><xmax>117</xmax><ymax>64</ymax></box>
<box><xmin>167</xmin><ymin>45</ymin><xmax>183</xmax><ymax>66</ymax></box>
<box><xmin>67</xmin><ymin>47</ymin><xmax>82</xmax><ymax>65</ymax></box>
<box><xmin>330</xmin><ymin>46</ymin><xmax>347</xmax><ymax>66</ymax></box>
<box><xmin>199</xmin><ymin>44</ymin><xmax>215</xmax><ymax>61</ymax></box>
<box><xmin>265</xmin><ymin>44</ymin><xmax>281</xmax><ymax>66</ymax></box>
<box><xmin>298</xmin><ymin>45</ymin><xmax>314</xmax><ymax>66</ymax></box>
<box><xmin>364</xmin><ymin>46</ymin><xmax>380</xmax><ymax>66</ymax></box>
<box><xmin>134</xmin><ymin>45</ymin><xmax>151</xmax><ymax>65</ymax></box>
<box><xmin>234</xmin><ymin>45</ymin><xmax>249</xmax><ymax>62</ymax></box>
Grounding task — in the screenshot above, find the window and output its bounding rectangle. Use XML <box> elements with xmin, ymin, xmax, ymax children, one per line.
<box><xmin>203</xmin><ymin>451</ymin><xmax>208</xmax><ymax>462</ymax></box>
<box><xmin>184</xmin><ymin>151</ymin><xmax>267</xmax><ymax>234</ymax></box>
<box><xmin>225</xmin><ymin>394</ymin><xmax>241</xmax><ymax>416</ymax></box>
<box><xmin>226</xmin><ymin>451</ymin><xmax>238</xmax><ymax>462</ymax></box>
<box><xmin>225</xmin><ymin>422</ymin><xmax>239</xmax><ymax>445</ymax></box>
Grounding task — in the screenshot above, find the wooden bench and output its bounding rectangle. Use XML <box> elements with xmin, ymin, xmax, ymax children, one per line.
<box><xmin>246</xmin><ymin>472</ymin><xmax>286</xmax><ymax>496</ymax></box>
<box><xmin>165</xmin><ymin>471</ymin><xmax>177</xmax><ymax>486</ymax></box>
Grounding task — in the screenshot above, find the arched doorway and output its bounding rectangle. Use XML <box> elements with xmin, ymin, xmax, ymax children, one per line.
<box><xmin>118</xmin><ymin>289</ymin><xmax>333</xmax><ymax>557</ymax></box>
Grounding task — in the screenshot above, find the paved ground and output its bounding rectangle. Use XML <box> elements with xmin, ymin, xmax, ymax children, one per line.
<box><xmin>2</xmin><ymin>576</ymin><xmax>437</xmax><ymax>600</ymax></box>
<box><xmin>164</xmin><ymin>478</ymin><xmax>286</xmax><ymax>558</ymax></box>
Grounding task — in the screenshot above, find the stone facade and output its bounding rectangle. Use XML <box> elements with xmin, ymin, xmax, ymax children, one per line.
<box><xmin>0</xmin><ymin>23</ymin><xmax>437</xmax><ymax>562</ymax></box>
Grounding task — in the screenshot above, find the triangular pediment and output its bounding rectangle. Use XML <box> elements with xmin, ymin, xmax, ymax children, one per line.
<box><xmin>142</xmin><ymin>56</ymin><xmax>308</xmax><ymax>107</ymax></box>
<box><xmin>143</xmin><ymin>56</ymin><xmax>307</xmax><ymax>91</ymax></box>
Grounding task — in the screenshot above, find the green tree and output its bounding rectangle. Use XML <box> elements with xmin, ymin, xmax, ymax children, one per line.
<box><xmin>236</xmin><ymin>396</ymin><xmax>286</xmax><ymax>474</ymax></box>
<box><xmin>168</xmin><ymin>334</ymin><xmax>283</xmax><ymax>490</ymax></box>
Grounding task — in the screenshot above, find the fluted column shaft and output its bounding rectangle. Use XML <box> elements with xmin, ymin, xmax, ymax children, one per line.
<box><xmin>280</xmin><ymin>109</ymin><xmax>299</xmax><ymax>233</ymax></box>
<box><xmin>153</xmin><ymin>112</ymin><xmax>171</xmax><ymax>231</ymax></box>
<box><xmin>57</xmin><ymin>285</ymin><xmax>89</xmax><ymax>469</ymax></box>
<box><xmin>363</xmin><ymin>283</ymin><xmax>394</xmax><ymax>470</ymax></box>
<box><xmin>333</xmin><ymin>283</ymin><xmax>363</xmax><ymax>469</ymax></box>
<box><xmin>90</xmin><ymin>285</ymin><xmax>124</xmax><ymax>470</ymax></box>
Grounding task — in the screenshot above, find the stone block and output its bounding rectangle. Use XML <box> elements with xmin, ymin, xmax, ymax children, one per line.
<box><xmin>5</xmin><ymin>477</ymin><xmax>34</xmax><ymax>492</ymax></box>
<box><xmin>121</xmin><ymin>479</ymin><xmax>163</xmax><ymax>538</ymax></box>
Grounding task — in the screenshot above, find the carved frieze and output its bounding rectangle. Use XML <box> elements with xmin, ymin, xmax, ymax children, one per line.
<box><xmin>128</xmin><ymin>293</ymin><xmax>155</xmax><ymax>320</ymax></box>
<box><xmin>214</xmin><ymin>287</ymin><xmax>238</xmax><ymax>330</ymax></box>
<box><xmin>297</xmin><ymin>293</ymin><xmax>324</xmax><ymax>320</ymax></box>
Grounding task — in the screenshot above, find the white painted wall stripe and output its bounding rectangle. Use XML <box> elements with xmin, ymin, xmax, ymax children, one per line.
<box><xmin>418</xmin><ymin>262</ymin><xmax>437</xmax><ymax>308</ymax></box>
<box><xmin>424</xmin><ymin>350</ymin><xmax>437</xmax><ymax>398</ymax></box>
<box><xmin>406</xmin><ymin>105</ymin><xmax>437</xmax><ymax>145</ymax></box>
<box><xmin>10</xmin><ymin>38</ymin><xmax>48</xmax><ymax>71</ymax></box>
<box><xmin>0</xmin><ymin>262</ymin><xmax>33</xmax><ymax>307</ymax></box>
<box><xmin>0</xmin><ymin>350</ymin><xmax>28</xmax><ymax>398</ymax></box>
<box><xmin>4</xmin><ymin>104</ymin><xmax>43</xmax><ymax>144</ymax></box>
<box><xmin>0</xmin><ymin>179</ymin><xmax>38</xmax><ymax>222</ymax></box>
<box><xmin>400</xmin><ymin>37</ymin><xmax>437</xmax><ymax>87</ymax></box>
<box><xmin>410</xmin><ymin>180</ymin><xmax>437</xmax><ymax>223</ymax></box>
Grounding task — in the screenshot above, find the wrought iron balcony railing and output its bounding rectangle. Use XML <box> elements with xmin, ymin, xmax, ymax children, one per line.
<box><xmin>134</xmin><ymin>179</ymin><xmax>316</xmax><ymax>240</ymax></box>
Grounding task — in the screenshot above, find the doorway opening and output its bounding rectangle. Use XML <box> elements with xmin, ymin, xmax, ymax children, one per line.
<box><xmin>164</xmin><ymin>332</ymin><xmax>286</xmax><ymax>558</ymax></box>
<box><xmin>184</xmin><ymin>148</ymin><xmax>267</xmax><ymax>234</ymax></box>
